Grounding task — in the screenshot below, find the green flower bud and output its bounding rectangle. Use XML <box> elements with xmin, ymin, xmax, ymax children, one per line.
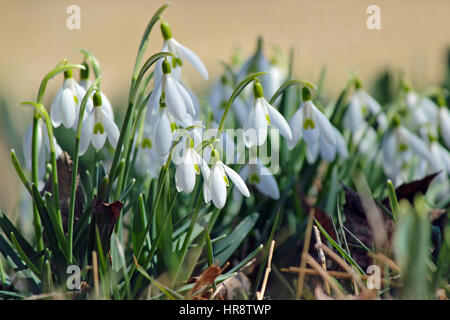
<box><xmin>253</xmin><ymin>80</ymin><xmax>264</xmax><ymax>98</ymax></box>
<box><xmin>302</xmin><ymin>87</ymin><xmax>312</xmax><ymax>101</ymax></box>
<box><xmin>392</xmin><ymin>115</ymin><xmax>401</xmax><ymax>128</ymax></box>
<box><xmin>211</xmin><ymin>148</ymin><xmax>220</xmax><ymax>162</ymax></box>
<box><xmin>80</xmin><ymin>62</ymin><xmax>89</xmax><ymax>80</ymax></box>
<box><xmin>162</xmin><ymin>58</ymin><xmax>172</xmax><ymax>75</ymax></box>
<box><xmin>354</xmin><ymin>78</ymin><xmax>362</xmax><ymax>90</ymax></box>
<box><xmin>93</xmin><ymin>91</ymin><xmax>102</xmax><ymax>107</ymax></box>
<box><xmin>160</xmin><ymin>21</ymin><xmax>173</xmax><ymax>40</ymax></box>
<box><xmin>64</xmin><ymin>69</ymin><xmax>73</xmax><ymax>79</ymax></box>
<box><xmin>141</xmin><ymin>138</ymin><xmax>152</xmax><ymax>149</ymax></box>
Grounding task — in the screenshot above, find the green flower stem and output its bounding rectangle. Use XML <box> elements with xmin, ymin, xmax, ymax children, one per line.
<box><xmin>21</xmin><ymin>102</ymin><xmax>64</xmax><ymax>235</ymax></box>
<box><xmin>171</xmin><ymin>187</ymin><xmax>203</xmax><ymax>287</ymax></box>
<box><xmin>387</xmin><ymin>179</ymin><xmax>399</xmax><ymax>221</ymax></box>
<box><xmin>217</xmin><ymin>72</ymin><xmax>267</xmax><ymax>136</ymax></box>
<box><xmin>30</xmin><ymin>62</ymin><xmax>85</xmax><ymax>258</ymax></box>
<box><xmin>10</xmin><ymin>149</ymin><xmax>32</xmax><ymax>196</ymax></box>
<box><xmin>67</xmin><ymin>77</ymin><xmax>101</xmax><ymax>264</ymax></box>
<box><xmin>269</xmin><ymin>79</ymin><xmax>316</xmax><ymax>105</ymax></box>
<box><xmin>108</xmin><ymin>52</ymin><xmax>172</xmax><ymax>197</ymax></box>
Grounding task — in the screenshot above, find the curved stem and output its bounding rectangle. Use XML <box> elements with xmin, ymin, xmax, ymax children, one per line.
<box><xmin>217</xmin><ymin>72</ymin><xmax>267</xmax><ymax>136</ymax></box>
<box><xmin>268</xmin><ymin>79</ymin><xmax>316</xmax><ymax>105</ymax></box>
<box><xmin>67</xmin><ymin>77</ymin><xmax>101</xmax><ymax>264</ymax></box>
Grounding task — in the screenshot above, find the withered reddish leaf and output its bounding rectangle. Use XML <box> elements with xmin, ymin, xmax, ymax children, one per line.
<box><xmin>93</xmin><ymin>198</ymin><xmax>123</xmax><ymax>256</ymax></box>
<box><xmin>43</xmin><ymin>152</ymin><xmax>84</xmax><ymax>235</ymax></box>
<box><xmin>314</xmin><ymin>207</ymin><xmax>337</xmax><ymax>242</ymax></box>
<box><xmin>190</xmin><ymin>265</ymin><xmax>222</xmax><ymax>300</ymax></box>
<box><xmin>381</xmin><ymin>172</ymin><xmax>440</xmax><ymax>210</ymax></box>
<box><xmin>342</xmin><ymin>184</ymin><xmax>395</xmax><ymax>269</ymax></box>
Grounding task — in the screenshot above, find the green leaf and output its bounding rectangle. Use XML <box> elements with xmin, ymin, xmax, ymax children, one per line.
<box><xmin>214</xmin><ymin>212</ymin><xmax>259</xmax><ymax>266</ymax></box>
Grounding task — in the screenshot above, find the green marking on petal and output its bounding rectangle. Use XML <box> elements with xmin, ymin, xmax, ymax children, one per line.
<box><xmin>398</xmin><ymin>143</ymin><xmax>408</xmax><ymax>152</ymax></box>
<box><xmin>73</xmin><ymin>95</ymin><xmax>78</xmax><ymax>104</ymax></box>
<box><xmin>250</xmin><ymin>173</ymin><xmax>260</xmax><ymax>184</ymax></box>
<box><xmin>194</xmin><ymin>163</ymin><xmax>200</xmax><ymax>174</ymax></box>
<box><xmin>141</xmin><ymin>138</ymin><xmax>152</xmax><ymax>149</ymax></box>
<box><xmin>361</xmin><ymin>105</ymin><xmax>368</xmax><ymax>116</ymax></box>
<box><xmin>93</xmin><ymin>122</ymin><xmax>105</xmax><ymax>135</ymax></box>
<box><xmin>170</xmin><ymin>122</ymin><xmax>177</xmax><ymax>133</ymax></box>
<box><xmin>266</xmin><ymin>114</ymin><xmax>271</xmax><ymax>125</ymax></box>
<box><xmin>303</xmin><ymin>118</ymin><xmax>315</xmax><ymax>130</ymax></box>
<box><xmin>223</xmin><ymin>175</ymin><xmax>229</xmax><ymax>186</ymax></box>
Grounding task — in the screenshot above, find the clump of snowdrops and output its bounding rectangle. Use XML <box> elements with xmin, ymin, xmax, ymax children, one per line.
<box><xmin>0</xmin><ymin>3</ymin><xmax>449</xmax><ymax>300</ymax></box>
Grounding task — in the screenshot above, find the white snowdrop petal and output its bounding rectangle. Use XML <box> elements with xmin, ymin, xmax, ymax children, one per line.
<box><xmin>343</xmin><ymin>95</ymin><xmax>364</xmax><ymax>132</ymax></box>
<box><xmin>210</xmin><ymin>164</ymin><xmax>227</xmax><ymax>208</ymax></box>
<box><xmin>287</xmin><ymin>106</ymin><xmax>304</xmax><ymax>150</ymax></box>
<box><xmin>79</xmin><ymin>111</ymin><xmax>94</xmax><ymax>155</ymax></box>
<box><xmin>165</xmin><ymin>76</ymin><xmax>187</xmax><ymax>122</ymax></box>
<box><xmin>222</xmin><ymin>163</ymin><xmax>250</xmax><ymax>197</ymax></box>
<box><xmin>153</xmin><ymin>110</ymin><xmax>173</xmax><ymax>156</ymax></box>
<box><xmin>334</xmin><ymin>127</ymin><xmax>349</xmax><ymax>158</ymax></box>
<box><xmin>60</xmin><ymin>89</ymin><xmax>77</xmax><ymax>128</ymax></box>
<box><xmin>176</xmin><ymin>81</ymin><xmax>196</xmax><ymax>115</ymax></box>
<box><xmin>174</xmin><ymin>39</ymin><xmax>209</xmax><ymax>80</ymax></box>
<box><xmin>50</xmin><ymin>89</ymin><xmax>63</xmax><ymax>127</ymax></box>
<box><xmin>440</xmin><ymin>108</ymin><xmax>450</xmax><ymax>149</ymax></box>
<box><xmin>255</xmin><ymin>164</ymin><xmax>280</xmax><ymax>200</ymax></box>
<box><xmin>403</xmin><ymin>127</ymin><xmax>432</xmax><ymax>162</ymax></box>
<box><xmin>306</xmin><ymin>142</ymin><xmax>320</xmax><ymax>164</ymax></box>
<box><xmin>23</xmin><ymin>124</ymin><xmax>34</xmax><ymax>165</ymax></box>
<box><xmin>264</xmin><ymin>99</ymin><xmax>292</xmax><ymax>140</ymax></box>
<box><xmin>319</xmin><ymin>135</ymin><xmax>337</xmax><ymax>162</ymax></box>
<box><xmin>243</xmin><ymin>106</ymin><xmax>257</xmax><ymax>148</ymax></box>
<box><xmin>103</xmin><ymin>111</ymin><xmax>120</xmax><ymax>149</ymax></box>
<box><xmin>92</xmin><ymin>132</ymin><xmax>107</xmax><ymax>150</ymax></box>
<box><xmin>313</xmin><ymin>105</ymin><xmax>336</xmax><ymax>146</ymax></box>
<box><xmin>101</xmin><ymin>92</ymin><xmax>114</xmax><ymax>120</ymax></box>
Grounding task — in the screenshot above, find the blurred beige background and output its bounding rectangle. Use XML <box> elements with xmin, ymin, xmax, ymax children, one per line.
<box><xmin>0</xmin><ymin>0</ymin><xmax>449</xmax><ymax>214</ymax></box>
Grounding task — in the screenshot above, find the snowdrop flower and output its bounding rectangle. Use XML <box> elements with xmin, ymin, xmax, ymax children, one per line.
<box><xmin>23</xmin><ymin>119</ymin><xmax>63</xmax><ymax>182</ymax></box>
<box><xmin>404</xmin><ymin>90</ymin><xmax>438</xmax><ymax>133</ymax></box>
<box><xmin>426</xmin><ymin>136</ymin><xmax>450</xmax><ymax>182</ymax></box>
<box><xmin>287</xmin><ymin>87</ymin><xmax>336</xmax><ymax>150</ymax></box>
<box><xmin>135</xmin><ymin>137</ymin><xmax>166</xmax><ymax>179</ymax></box>
<box><xmin>381</xmin><ymin>116</ymin><xmax>433</xmax><ymax>181</ymax></box>
<box><xmin>146</xmin><ymin>98</ymin><xmax>176</xmax><ymax>157</ymax></box>
<box><xmin>343</xmin><ymin>80</ymin><xmax>387</xmax><ymax>132</ymax></box>
<box><xmin>438</xmin><ymin>104</ymin><xmax>450</xmax><ymax>149</ymax></box>
<box><xmin>149</xmin><ymin>58</ymin><xmax>196</xmax><ymax>126</ymax></box>
<box><xmin>306</xmin><ymin>125</ymin><xmax>349</xmax><ymax>164</ymax></box>
<box><xmin>175</xmin><ymin>137</ymin><xmax>209</xmax><ymax>194</ymax></box>
<box><xmin>153</xmin><ymin>21</ymin><xmax>208</xmax><ymax>85</ymax></box>
<box><xmin>79</xmin><ymin>92</ymin><xmax>120</xmax><ymax>155</ymax></box>
<box><xmin>204</xmin><ymin>149</ymin><xmax>250</xmax><ymax>209</ymax></box>
<box><xmin>51</xmin><ymin>69</ymin><xmax>87</xmax><ymax>129</ymax></box>
<box><xmin>234</xmin><ymin>157</ymin><xmax>280</xmax><ymax>200</ymax></box>
<box><xmin>209</xmin><ymin>75</ymin><xmax>248</xmax><ymax>124</ymax></box>
<box><xmin>243</xmin><ymin>80</ymin><xmax>292</xmax><ymax>148</ymax></box>
<box><xmin>237</xmin><ymin>37</ymin><xmax>270</xmax><ymax>80</ymax></box>
<box><xmin>79</xmin><ymin>63</ymin><xmax>113</xmax><ymax>121</ymax></box>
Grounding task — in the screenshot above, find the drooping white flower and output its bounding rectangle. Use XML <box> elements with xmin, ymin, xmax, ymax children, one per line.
<box><xmin>427</xmin><ymin>139</ymin><xmax>450</xmax><ymax>182</ymax></box>
<box><xmin>79</xmin><ymin>65</ymin><xmax>113</xmax><ymax>121</ymax></box>
<box><xmin>153</xmin><ymin>21</ymin><xmax>208</xmax><ymax>85</ymax></box>
<box><xmin>234</xmin><ymin>157</ymin><xmax>280</xmax><ymax>200</ymax></box>
<box><xmin>148</xmin><ymin>58</ymin><xmax>195</xmax><ymax>126</ymax></box>
<box><xmin>79</xmin><ymin>92</ymin><xmax>120</xmax><ymax>155</ymax></box>
<box><xmin>343</xmin><ymin>81</ymin><xmax>387</xmax><ymax>132</ymax></box>
<box><xmin>306</xmin><ymin>125</ymin><xmax>349</xmax><ymax>164</ymax></box>
<box><xmin>51</xmin><ymin>69</ymin><xmax>87</xmax><ymax>129</ymax></box>
<box><xmin>243</xmin><ymin>80</ymin><xmax>292</xmax><ymax>148</ymax></box>
<box><xmin>438</xmin><ymin>105</ymin><xmax>450</xmax><ymax>149</ymax></box>
<box><xmin>381</xmin><ymin>118</ymin><xmax>433</xmax><ymax>181</ymax></box>
<box><xmin>174</xmin><ymin>137</ymin><xmax>210</xmax><ymax>194</ymax></box>
<box><xmin>204</xmin><ymin>149</ymin><xmax>250</xmax><ymax>209</ymax></box>
<box><xmin>135</xmin><ymin>136</ymin><xmax>166</xmax><ymax>179</ymax></box>
<box><xmin>405</xmin><ymin>90</ymin><xmax>438</xmax><ymax>133</ymax></box>
<box><xmin>209</xmin><ymin>75</ymin><xmax>248</xmax><ymax>124</ymax></box>
<box><xmin>287</xmin><ymin>87</ymin><xmax>336</xmax><ymax>150</ymax></box>
<box><xmin>23</xmin><ymin>119</ymin><xmax>63</xmax><ymax>182</ymax></box>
